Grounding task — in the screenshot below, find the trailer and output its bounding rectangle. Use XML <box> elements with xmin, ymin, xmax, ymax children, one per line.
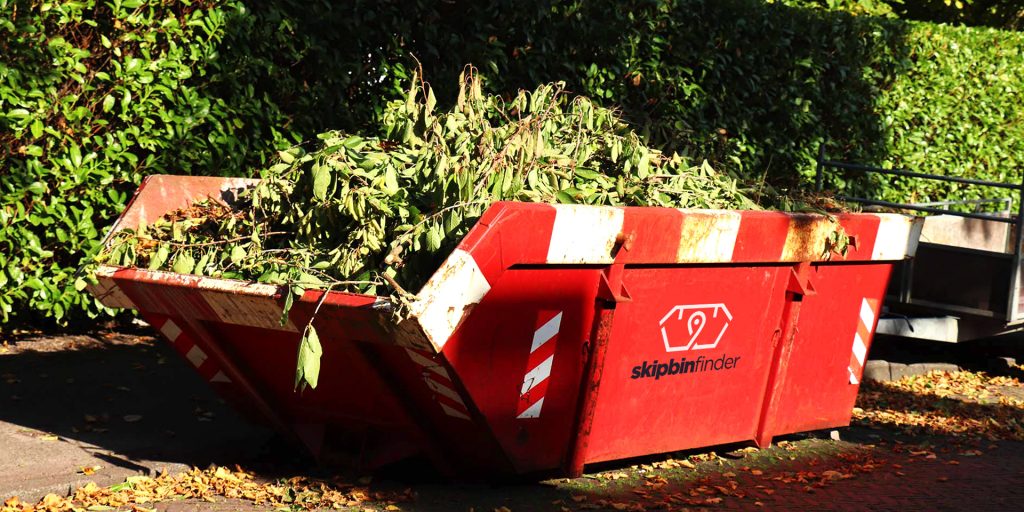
<box><xmin>816</xmin><ymin>148</ymin><xmax>1024</xmax><ymax>343</ymax></box>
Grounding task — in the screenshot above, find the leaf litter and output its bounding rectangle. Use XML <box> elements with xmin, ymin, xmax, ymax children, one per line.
<box><xmin>854</xmin><ymin>369</ymin><xmax>1024</xmax><ymax>441</ymax></box>
<box><xmin>1</xmin><ymin>466</ymin><xmax>411</xmax><ymax>512</ymax></box>
<box><xmin>8</xmin><ymin>369</ymin><xmax>1016</xmax><ymax>512</ymax></box>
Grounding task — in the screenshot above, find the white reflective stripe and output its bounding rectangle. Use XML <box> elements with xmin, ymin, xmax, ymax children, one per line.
<box><xmin>210</xmin><ymin>371</ymin><xmax>231</xmax><ymax>383</ymax></box>
<box><xmin>412</xmin><ymin>249</ymin><xmax>491</xmax><ymax>350</ymax></box>
<box><xmin>425</xmin><ymin>378</ymin><xmax>466</xmax><ymax>406</ymax></box>
<box><xmin>860</xmin><ymin>299</ymin><xmax>876</xmax><ymax>330</ymax></box>
<box><xmin>677</xmin><ymin>210</ymin><xmax>741</xmax><ymax>263</ymax></box>
<box><xmin>531</xmin><ymin>312</ymin><xmax>563</xmax><ymax>353</ymax></box>
<box><xmin>200</xmin><ymin>290</ymin><xmax>299</xmax><ymax>332</ymax></box>
<box><xmin>516</xmin><ymin>397</ymin><xmax>545</xmax><ymax>419</ymax></box>
<box><xmin>852</xmin><ymin>333</ymin><xmax>867</xmax><ymax>365</ymax></box>
<box><xmin>185</xmin><ymin>345</ymin><xmax>207</xmax><ymax>368</ymax></box>
<box><xmin>439</xmin><ymin>402</ymin><xmax>471</xmax><ymax>420</ymax></box>
<box><xmin>872</xmin><ymin>214</ymin><xmax>922</xmax><ymax>260</ymax></box>
<box><xmin>405</xmin><ymin>349</ymin><xmax>449</xmax><ymax>378</ymax></box>
<box><xmin>86</xmin><ymin>270</ymin><xmax>135</xmax><ymax>309</ymax></box>
<box><xmin>849</xmin><ymin>367</ymin><xmax>860</xmax><ymax>385</ymax></box>
<box><xmin>546</xmin><ymin>205</ymin><xmax>624</xmax><ymax>264</ymax></box>
<box><xmin>160</xmin><ymin>320</ymin><xmax>182</xmax><ymax>342</ymax></box>
<box><xmin>520</xmin><ymin>355</ymin><xmax>554</xmax><ymax>395</ymax></box>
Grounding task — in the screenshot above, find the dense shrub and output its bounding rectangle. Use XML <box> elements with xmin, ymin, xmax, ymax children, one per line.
<box><xmin>2</xmin><ymin>0</ymin><xmax>1023</xmax><ymax>328</ymax></box>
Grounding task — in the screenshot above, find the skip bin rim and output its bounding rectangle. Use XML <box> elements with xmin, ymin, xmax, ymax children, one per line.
<box><xmin>90</xmin><ymin>175</ymin><xmax>924</xmax><ymax>354</ymax></box>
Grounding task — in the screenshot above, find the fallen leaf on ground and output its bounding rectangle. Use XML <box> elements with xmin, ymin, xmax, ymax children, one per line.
<box><xmin>854</xmin><ymin>370</ymin><xmax>1024</xmax><ymax>441</ymax></box>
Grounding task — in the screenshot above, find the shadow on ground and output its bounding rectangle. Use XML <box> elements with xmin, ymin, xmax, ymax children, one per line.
<box><xmin>0</xmin><ymin>333</ymin><xmax>273</xmax><ymax>499</ymax></box>
<box><xmin>4</xmin><ymin>332</ymin><xmax>1024</xmax><ymax>511</ymax></box>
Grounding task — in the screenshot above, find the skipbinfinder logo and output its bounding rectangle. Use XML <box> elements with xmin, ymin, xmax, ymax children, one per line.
<box><xmin>631</xmin><ymin>354</ymin><xmax>741</xmax><ymax>380</ymax></box>
<box><xmin>659</xmin><ymin>303</ymin><xmax>733</xmax><ymax>352</ymax></box>
<box><xmin>631</xmin><ymin>303</ymin><xmax>740</xmax><ymax>382</ymax></box>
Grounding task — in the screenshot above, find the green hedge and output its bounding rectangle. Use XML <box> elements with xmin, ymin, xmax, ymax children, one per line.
<box><xmin>2</xmin><ymin>0</ymin><xmax>1023</xmax><ymax>328</ymax></box>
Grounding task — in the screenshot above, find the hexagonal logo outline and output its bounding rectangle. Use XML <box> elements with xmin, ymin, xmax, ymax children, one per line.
<box><xmin>659</xmin><ymin>303</ymin><xmax>733</xmax><ymax>352</ymax></box>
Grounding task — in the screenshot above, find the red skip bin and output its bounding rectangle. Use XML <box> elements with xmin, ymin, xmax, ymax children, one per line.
<box><xmin>90</xmin><ymin>175</ymin><xmax>922</xmax><ymax>478</ymax></box>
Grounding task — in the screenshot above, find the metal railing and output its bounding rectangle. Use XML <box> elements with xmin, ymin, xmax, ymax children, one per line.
<box><xmin>814</xmin><ymin>145</ymin><xmax>1024</xmax><ymax>322</ymax></box>
<box><xmin>814</xmin><ymin>146</ymin><xmax>1024</xmax><ymax>226</ymax></box>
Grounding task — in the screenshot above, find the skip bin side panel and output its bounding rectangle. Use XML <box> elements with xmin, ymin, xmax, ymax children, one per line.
<box><xmin>765</xmin><ymin>262</ymin><xmax>893</xmax><ymax>435</ymax></box>
<box><xmin>112</xmin><ymin>272</ymin><xmax>421</xmax><ymax>456</ymax></box>
<box><xmin>366</xmin><ymin>343</ymin><xmax>518</xmax><ymax>475</ymax></box>
<box><xmin>442</xmin><ymin>267</ymin><xmax>602</xmax><ymax>474</ymax></box>
<box><xmin>584</xmin><ymin>265</ymin><xmax>790</xmax><ymax>464</ymax></box>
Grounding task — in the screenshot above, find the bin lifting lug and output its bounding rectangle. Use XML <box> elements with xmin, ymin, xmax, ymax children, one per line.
<box><xmin>786</xmin><ymin>264</ymin><xmax>817</xmax><ymax>298</ymax></box>
<box><xmin>596</xmin><ymin>232</ymin><xmax>635</xmax><ymax>303</ymax></box>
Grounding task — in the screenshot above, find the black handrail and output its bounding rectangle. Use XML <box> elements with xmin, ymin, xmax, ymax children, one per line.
<box><xmin>832</xmin><ymin>196</ymin><xmax>1015</xmax><ymax>224</ymax></box>
<box><xmin>815</xmin><ymin>144</ymin><xmax>1024</xmax><ymax>321</ymax></box>
<box><xmin>819</xmin><ymin>160</ymin><xmax>1022</xmax><ymax>191</ymax></box>
<box><xmin>814</xmin><ymin>147</ymin><xmax>1024</xmax><ymax>224</ymax></box>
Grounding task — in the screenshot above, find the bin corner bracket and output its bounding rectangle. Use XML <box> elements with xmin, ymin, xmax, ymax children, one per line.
<box><xmin>565</xmin><ymin>230</ymin><xmax>635</xmax><ymax>477</ymax></box>
<box><xmin>756</xmin><ymin>261</ymin><xmax>816</xmax><ymax>448</ymax></box>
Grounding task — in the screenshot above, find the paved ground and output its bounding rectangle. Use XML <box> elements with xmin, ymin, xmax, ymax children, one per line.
<box><xmin>2</xmin><ymin>333</ymin><xmax>1024</xmax><ymax>511</ymax></box>
<box><xmin>0</xmin><ymin>333</ymin><xmax>272</xmax><ymax>501</ymax></box>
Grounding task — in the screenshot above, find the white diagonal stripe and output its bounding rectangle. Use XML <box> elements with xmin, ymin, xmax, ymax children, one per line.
<box><xmin>520</xmin><ymin>355</ymin><xmax>554</xmax><ymax>395</ymax></box>
<box><xmin>849</xmin><ymin>367</ymin><xmax>859</xmax><ymax>385</ymax></box>
<box><xmin>405</xmin><ymin>349</ymin><xmax>450</xmax><ymax>378</ymax></box>
<box><xmin>851</xmin><ymin>333</ymin><xmax>867</xmax><ymax>365</ymax></box>
<box><xmin>185</xmin><ymin>345</ymin><xmax>207</xmax><ymax>368</ymax></box>
<box><xmin>531</xmin><ymin>312</ymin><xmax>563</xmax><ymax>353</ymax></box>
<box><xmin>160</xmin><ymin>320</ymin><xmax>182</xmax><ymax>342</ymax></box>
<box><xmin>516</xmin><ymin>397</ymin><xmax>545</xmax><ymax>419</ymax></box>
<box><xmin>860</xmin><ymin>299</ymin><xmax>876</xmax><ymax>330</ymax></box>
<box><xmin>412</xmin><ymin>249</ymin><xmax>491</xmax><ymax>350</ymax></box>
<box><xmin>439</xmin><ymin>402</ymin><xmax>471</xmax><ymax>420</ymax></box>
<box><xmin>210</xmin><ymin>371</ymin><xmax>231</xmax><ymax>383</ymax></box>
<box><xmin>425</xmin><ymin>377</ymin><xmax>466</xmax><ymax>406</ymax></box>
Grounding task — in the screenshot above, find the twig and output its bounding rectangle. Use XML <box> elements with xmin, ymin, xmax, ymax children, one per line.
<box><xmin>132</xmin><ymin>232</ymin><xmax>287</xmax><ymax>248</ymax></box>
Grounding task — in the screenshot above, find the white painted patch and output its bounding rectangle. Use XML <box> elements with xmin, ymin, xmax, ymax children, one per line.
<box><xmin>781</xmin><ymin>217</ymin><xmax>836</xmax><ymax>262</ymax></box>
<box><xmin>676</xmin><ymin>210</ymin><xmax>741</xmax><ymax>263</ymax></box>
<box><xmin>440</xmin><ymin>403</ymin><xmax>472</xmax><ymax>420</ymax></box>
<box><xmin>872</xmin><ymin>214</ymin><xmax>924</xmax><ymax>260</ymax></box>
<box><xmin>86</xmin><ymin>267</ymin><xmax>135</xmax><ymax>308</ymax></box>
<box><xmin>200</xmin><ymin>289</ymin><xmax>299</xmax><ymax>332</ymax></box>
<box><xmin>531</xmin><ymin>312</ymin><xmax>563</xmax><ymax>353</ymax></box>
<box><xmin>405</xmin><ymin>348</ymin><xmax>449</xmax><ymax>377</ymax></box>
<box><xmin>411</xmin><ymin>249</ymin><xmax>491</xmax><ymax>350</ymax></box>
<box><xmin>849</xmin><ymin>368</ymin><xmax>860</xmax><ymax>385</ymax></box>
<box><xmin>185</xmin><ymin>345</ymin><xmax>208</xmax><ymax>368</ymax></box>
<box><xmin>516</xmin><ymin>397</ymin><xmax>545</xmax><ymax>419</ymax></box>
<box><xmin>426</xmin><ymin>377</ymin><xmax>466</xmax><ymax>406</ymax></box>
<box><xmin>160</xmin><ymin>319</ymin><xmax>182</xmax><ymax>342</ymax></box>
<box><xmin>194</xmin><ymin>277</ymin><xmax>280</xmax><ymax>298</ymax></box>
<box><xmin>546</xmin><ymin>205</ymin><xmax>624</xmax><ymax>264</ymax></box>
<box><xmin>210</xmin><ymin>371</ymin><xmax>231</xmax><ymax>383</ymax></box>
<box><xmin>520</xmin><ymin>355</ymin><xmax>554</xmax><ymax>395</ymax></box>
